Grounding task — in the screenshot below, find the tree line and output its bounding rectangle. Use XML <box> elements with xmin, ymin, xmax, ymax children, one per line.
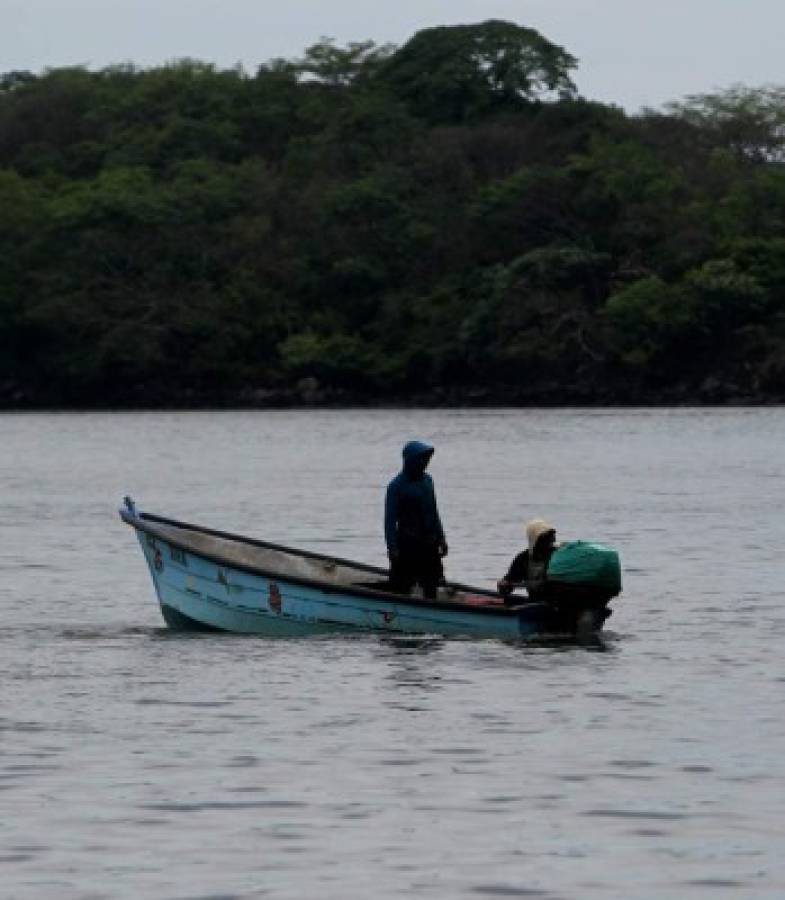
<box><xmin>1</xmin><ymin>20</ymin><xmax>784</xmax><ymax>406</ymax></box>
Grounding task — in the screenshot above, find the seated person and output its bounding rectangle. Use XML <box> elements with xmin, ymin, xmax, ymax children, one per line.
<box><xmin>497</xmin><ymin>519</ymin><xmax>559</xmax><ymax>604</ymax></box>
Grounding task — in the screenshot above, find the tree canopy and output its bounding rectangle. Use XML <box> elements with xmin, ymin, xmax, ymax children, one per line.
<box><xmin>377</xmin><ymin>20</ymin><xmax>578</xmax><ymax>122</ymax></box>
<box><xmin>0</xmin><ymin>21</ymin><xmax>784</xmax><ymax>407</ymax></box>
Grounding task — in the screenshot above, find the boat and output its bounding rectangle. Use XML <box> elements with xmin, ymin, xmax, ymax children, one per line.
<box><xmin>119</xmin><ymin>497</ymin><xmax>616</xmax><ymax>640</ymax></box>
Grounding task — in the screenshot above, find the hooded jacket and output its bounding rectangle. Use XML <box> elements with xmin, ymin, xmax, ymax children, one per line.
<box><xmin>384</xmin><ymin>441</ymin><xmax>446</xmax><ymax>554</ymax></box>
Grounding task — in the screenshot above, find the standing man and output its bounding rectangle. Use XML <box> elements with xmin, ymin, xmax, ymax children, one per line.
<box><xmin>385</xmin><ymin>440</ymin><xmax>448</xmax><ymax>599</ymax></box>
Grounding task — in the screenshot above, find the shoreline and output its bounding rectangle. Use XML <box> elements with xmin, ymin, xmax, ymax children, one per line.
<box><xmin>1</xmin><ymin>383</ymin><xmax>782</xmax><ymax>412</ymax></box>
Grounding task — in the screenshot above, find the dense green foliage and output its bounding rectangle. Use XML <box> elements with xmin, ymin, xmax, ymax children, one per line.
<box><xmin>1</xmin><ymin>20</ymin><xmax>784</xmax><ymax>406</ymax></box>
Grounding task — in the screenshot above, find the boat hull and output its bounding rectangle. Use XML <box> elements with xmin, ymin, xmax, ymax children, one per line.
<box><xmin>125</xmin><ymin>510</ymin><xmax>610</xmax><ymax>640</ymax></box>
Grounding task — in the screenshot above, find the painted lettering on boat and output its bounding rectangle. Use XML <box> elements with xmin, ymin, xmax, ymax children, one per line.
<box><xmin>216</xmin><ymin>569</ymin><xmax>244</xmax><ymax>595</ymax></box>
<box><xmin>170</xmin><ymin>546</ymin><xmax>187</xmax><ymax>565</ymax></box>
<box><xmin>268</xmin><ymin>582</ymin><xmax>282</xmax><ymax>614</ymax></box>
<box><xmin>382</xmin><ymin>611</ymin><xmax>396</xmax><ymax>624</ymax></box>
<box><xmin>153</xmin><ymin>548</ymin><xmax>164</xmax><ymax>572</ymax></box>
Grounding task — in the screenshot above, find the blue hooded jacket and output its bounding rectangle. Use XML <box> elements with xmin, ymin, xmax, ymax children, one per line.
<box><xmin>384</xmin><ymin>441</ymin><xmax>446</xmax><ymax>554</ymax></box>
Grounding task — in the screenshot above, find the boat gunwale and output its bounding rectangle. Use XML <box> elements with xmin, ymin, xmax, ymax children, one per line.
<box><xmin>119</xmin><ymin>508</ymin><xmax>538</xmax><ymax>618</ymax></box>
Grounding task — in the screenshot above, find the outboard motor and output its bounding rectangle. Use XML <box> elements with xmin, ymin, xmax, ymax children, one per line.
<box><xmin>545</xmin><ymin>541</ymin><xmax>622</xmax><ymax>630</ymax></box>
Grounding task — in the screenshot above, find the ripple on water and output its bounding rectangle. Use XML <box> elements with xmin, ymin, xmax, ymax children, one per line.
<box><xmin>471</xmin><ymin>887</ymin><xmax>556</xmax><ymax>897</ymax></box>
<box><xmin>140</xmin><ymin>800</ymin><xmax>308</xmax><ymax>812</ymax></box>
<box><xmin>583</xmin><ymin>809</ymin><xmax>689</xmax><ymax>821</ymax></box>
<box><xmin>134</xmin><ymin>698</ymin><xmax>233</xmax><ymax>707</ymax></box>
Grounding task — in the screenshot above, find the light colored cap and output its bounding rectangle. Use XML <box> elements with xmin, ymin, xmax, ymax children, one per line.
<box><xmin>526</xmin><ymin>518</ymin><xmax>556</xmax><ymax>552</ymax></box>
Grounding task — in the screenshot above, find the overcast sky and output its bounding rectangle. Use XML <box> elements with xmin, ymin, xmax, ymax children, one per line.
<box><xmin>3</xmin><ymin>0</ymin><xmax>783</xmax><ymax>111</ymax></box>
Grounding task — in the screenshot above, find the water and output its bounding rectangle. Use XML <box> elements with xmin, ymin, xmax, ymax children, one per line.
<box><xmin>1</xmin><ymin>408</ymin><xmax>784</xmax><ymax>899</ymax></box>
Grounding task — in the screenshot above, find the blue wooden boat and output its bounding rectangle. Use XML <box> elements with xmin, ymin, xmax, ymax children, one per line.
<box><xmin>119</xmin><ymin>498</ymin><xmax>614</xmax><ymax>640</ymax></box>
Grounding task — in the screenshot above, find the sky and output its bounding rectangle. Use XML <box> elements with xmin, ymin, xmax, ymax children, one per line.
<box><xmin>2</xmin><ymin>0</ymin><xmax>784</xmax><ymax>111</ymax></box>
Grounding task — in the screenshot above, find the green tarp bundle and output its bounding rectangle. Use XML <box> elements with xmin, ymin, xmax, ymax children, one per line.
<box><xmin>548</xmin><ymin>541</ymin><xmax>622</xmax><ymax>596</ymax></box>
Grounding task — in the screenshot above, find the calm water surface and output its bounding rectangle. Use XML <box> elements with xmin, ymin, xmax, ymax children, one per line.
<box><xmin>1</xmin><ymin>408</ymin><xmax>784</xmax><ymax>899</ymax></box>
